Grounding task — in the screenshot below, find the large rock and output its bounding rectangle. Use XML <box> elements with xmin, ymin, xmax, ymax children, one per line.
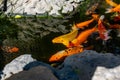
<box><xmin>0</xmin><ymin>54</ymin><xmax>36</xmax><ymax>80</ymax></box>
<box><xmin>5</xmin><ymin>66</ymin><xmax>58</xmax><ymax>80</ymax></box>
<box><xmin>57</xmin><ymin>66</ymin><xmax>79</xmax><ymax>80</ymax></box>
<box><xmin>2</xmin><ymin>50</ymin><xmax>120</xmax><ymax>80</ymax></box>
<box><xmin>23</xmin><ymin>61</ymin><xmax>57</xmax><ymax>73</ymax></box>
<box><xmin>0</xmin><ymin>0</ymin><xmax>84</xmax><ymax>16</ymax></box>
<box><xmin>59</xmin><ymin>50</ymin><xmax>120</xmax><ymax>80</ymax></box>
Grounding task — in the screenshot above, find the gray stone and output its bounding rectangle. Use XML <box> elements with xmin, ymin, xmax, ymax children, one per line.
<box><xmin>23</xmin><ymin>61</ymin><xmax>57</xmax><ymax>73</ymax></box>
<box><xmin>6</xmin><ymin>66</ymin><xmax>58</xmax><ymax>80</ymax></box>
<box><xmin>61</xmin><ymin>50</ymin><xmax>120</xmax><ymax>80</ymax></box>
<box><xmin>2</xmin><ymin>50</ymin><xmax>120</xmax><ymax>80</ymax></box>
<box><xmin>57</xmin><ymin>66</ymin><xmax>79</xmax><ymax>80</ymax></box>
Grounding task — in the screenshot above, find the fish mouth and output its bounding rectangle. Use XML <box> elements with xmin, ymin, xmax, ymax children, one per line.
<box><xmin>52</xmin><ymin>39</ymin><xmax>56</xmax><ymax>43</ymax></box>
<box><xmin>52</xmin><ymin>38</ymin><xmax>60</xmax><ymax>43</ymax></box>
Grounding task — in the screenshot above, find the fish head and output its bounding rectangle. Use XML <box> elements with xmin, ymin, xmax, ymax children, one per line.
<box><xmin>52</xmin><ymin>37</ymin><xmax>64</xmax><ymax>43</ymax></box>
<box><xmin>49</xmin><ymin>50</ymin><xmax>67</xmax><ymax>62</ymax></box>
<box><xmin>52</xmin><ymin>37</ymin><xmax>69</xmax><ymax>47</ymax></box>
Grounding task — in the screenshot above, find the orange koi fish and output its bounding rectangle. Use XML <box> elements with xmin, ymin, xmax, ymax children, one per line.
<box><xmin>52</xmin><ymin>25</ymin><xmax>78</xmax><ymax>48</ymax></box>
<box><xmin>49</xmin><ymin>46</ymin><xmax>84</xmax><ymax>62</ymax></box>
<box><xmin>49</xmin><ymin>46</ymin><xmax>93</xmax><ymax>62</ymax></box>
<box><xmin>71</xmin><ymin>27</ymin><xmax>97</xmax><ymax>47</ymax></box>
<box><xmin>75</xmin><ymin>14</ymin><xmax>99</xmax><ymax>29</ymax></box>
<box><xmin>106</xmin><ymin>4</ymin><xmax>120</xmax><ymax>13</ymax></box>
<box><xmin>8</xmin><ymin>47</ymin><xmax>19</xmax><ymax>53</ymax></box>
<box><xmin>1</xmin><ymin>46</ymin><xmax>19</xmax><ymax>53</ymax></box>
<box><xmin>105</xmin><ymin>0</ymin><xmax>118</xmax><ymax>7</ymax></box>
<box><xmin>75</xmin><ymin>19</ymin><xmax>94</xmax><ymax>29</ymax></box>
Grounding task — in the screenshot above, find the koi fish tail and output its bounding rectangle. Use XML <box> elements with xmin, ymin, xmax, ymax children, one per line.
<box><xmin>105</xmin><ymin>8</ymin><xmax>113</xmax><ymax>13</ymax></box>
<box><xmin>105</xmin><ymin>0</ymin><xmax>118</xmax><ymax>7</ymax></box>
<box><xmin>92</xmin><ymin>14</ymin><xmax>99</xmax><ymax>20</ymax></box>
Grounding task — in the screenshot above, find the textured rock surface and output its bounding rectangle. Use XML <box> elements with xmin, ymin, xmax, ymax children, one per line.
<box><xmin>61</xmin><ymin>50</ymin><xmax>120</xmax><ymax>80</ymax></box>
<box><xmin>0</xmin><ymin>0</ymin><xmax>84</xmax><ymax>16</ymax></box>
<box><xmin>1</xmin><ymin>50</ymin><xmax>120</xmax><ymax>80</ymax></box>
<box><xmin>0</xmin><ymin>54</ymin><xmax>36</xmax><ymax>80</ymax></box>
<box><xmin>92</xmin><ymin>66</ymin><xmax>120</xmax><ymax>80</ymax></box>
<box><xmin>23</xmin><ymin>61</ymin><xmax>57</xmax><ymax>73</ymax></box>
<box><xmin>5</xmin><ymin>66</ymin><xmax>58</xmax><ymax>80</ymax></box>
<box><xmin>56</xmin><ymin>66</ymin><xmax>79</xmax><ymax>80</ymax></box>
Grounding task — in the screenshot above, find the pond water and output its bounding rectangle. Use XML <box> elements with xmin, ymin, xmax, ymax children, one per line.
<box><xmin>0</xmin><ymin>0</ymin><xmax>120</xmax><ymax>70</ymax></box>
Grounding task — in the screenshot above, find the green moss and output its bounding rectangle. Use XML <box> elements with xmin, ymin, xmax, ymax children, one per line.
<box><xmin>0</xmin><ymin>14</ymin><xmax>19</xmax><ymax>40</ymax></box>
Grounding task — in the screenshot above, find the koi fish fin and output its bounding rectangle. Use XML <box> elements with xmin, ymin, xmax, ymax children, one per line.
<box><xmin>105</xmin><ymin>8</ymin><xmax>112</xmax><ymax>13</ymax></box>
<box><xmin>72</xmin><ymin>24</ymin><xmax>78</xmax><ymax>30</ymax></box>
<box><xmin>63</xmin><ymin>40</ymin><xmax>70</xmax><ymax>47</ymax></box>
<box><xmin>100</xmin><ymin>15</ymin><xmax>105</xmax><ymax>20</ymax></box>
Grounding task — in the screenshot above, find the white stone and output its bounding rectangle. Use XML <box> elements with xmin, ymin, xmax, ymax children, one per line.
<box><xmin>62</xmin><ymin>2</ymin><xmax>74</xmax><ymax>13</ymax></box>
<box><xmin>1</xmin><ymin>54</ymin><xmax>36</xmax><ymax>80</ymax></box>
<box><xmin>92</xmin><ymin>65</ymin><xmax>120</xmax><ymax>80</ymax></box>
<box><xmin>2</xmin><ymin>0</ymin><xmax>84</xmax><ymax>16</ymax></box>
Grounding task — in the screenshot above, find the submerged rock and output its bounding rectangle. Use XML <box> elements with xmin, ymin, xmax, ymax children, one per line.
<box><xmin>56</xmin><ymin>66</ymin><xmax>79</xmax><ymax>80</ymax></box>
<box><xmin>5</xmin><ymin>66</ymin><xmax>58</xmax><ymax>80</ymax></box>
<box><xmin>23</xmin><ymin>61</ymin><xmax>57</xmax><ymax>73</ymax></box>
<box><xmin>0</xmin><ymin>54</ymin><xmax>36</xmax><ymax>80</ymax></box>
<box><xmin>61</xmin><ymin>50</ymin><xmax>120</xmax><ymax>80</ymax></box>
<box><xmin>1</xmin><ymin>50</ymin><xmax>120</xmax><ymax>80</ymax></box>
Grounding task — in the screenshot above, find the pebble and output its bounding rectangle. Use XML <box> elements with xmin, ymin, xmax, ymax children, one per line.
<box><xmin>0</xmin><ymin>0</ymin><xmax>84</xmax><ymax>16</ymax></box>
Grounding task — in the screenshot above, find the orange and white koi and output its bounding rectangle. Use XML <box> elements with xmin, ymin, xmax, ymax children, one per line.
<box><xmin>49</xmin><ymin>46</ymin><xmax>93</xmax><ymax>62</ymax></box>
<box><xmin>105</xmin><ymin>0</ymin><xmax>118</xmax><ymax>7</ymax></box>
<box><xmin>106</xmin><ymin>4</ymin><xmax>120</xmax><ymax>13</ymax></box>
<box><xmin>98</xmin><ymin>15</ymin><xmax>111</xmax><ymax>40</ymax></box>
<box><xmin>71</xmin><ymin>27</ymin><xmax>97</xmax><ymax>47</ymax></box>
<box><xmin>52</xmin><ymin>25</ymin><xmax>78</xmax><ymax>48</ymax></box>
<box><xmin>1</xmin><ymin>46</ymin><xmax>19</xmax><ymax>53</ymax></box>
